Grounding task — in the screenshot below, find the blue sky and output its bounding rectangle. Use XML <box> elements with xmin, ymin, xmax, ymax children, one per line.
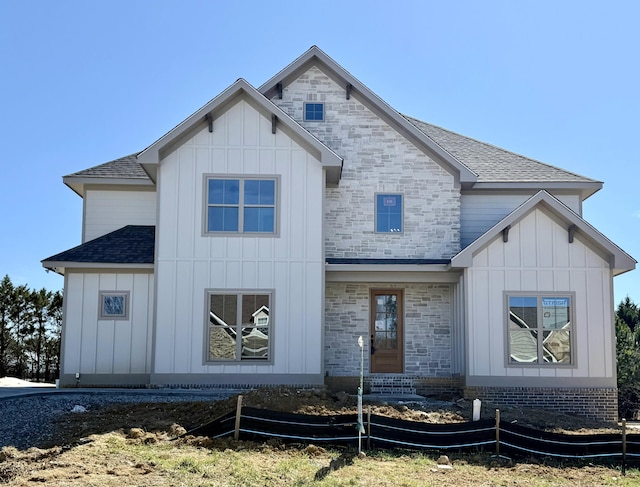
<box><xmin>0</xmin><ymin>0</ymin><xmax>637</xmax><ymax>305</ymax></box>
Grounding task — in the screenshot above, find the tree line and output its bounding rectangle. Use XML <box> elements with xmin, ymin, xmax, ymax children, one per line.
<box><xmin>616</xmin><ymin>296</ymin><xmax>640</xmax><ymax>418</ymax></box>
<box><xmin>0</xmin><ymin>275</ymin><xmax>62</xmax><ymax>382</ymax></box>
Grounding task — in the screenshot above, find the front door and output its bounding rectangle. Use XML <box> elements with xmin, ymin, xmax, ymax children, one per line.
<box><xmin>370</xmin><ymin>289</ymin><xmax>403</xmax><ymax>373</ymax></box>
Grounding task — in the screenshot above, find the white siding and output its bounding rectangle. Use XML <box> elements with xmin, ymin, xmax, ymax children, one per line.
<box><xmin>465</xmin><ymin>207</ymin><xmax>614</xmax><ymax>381</ymax></box>
<box><xmin>154</xmin><ymin>98</ymin><xmax>325</xmax><ymax>377</ymax></box>
<box><xmin>461</xmin><ymin>193</ymin><xmax>581</xmax><ymax>248</ymax></box>
<box><xmin>84</xmin><ymin>189</ymin><xmax>156</xmax><ymax>242</ymax></box>
<box><xmin>62</xmin><ymin>271</ymin><xmax>154</xmax><ymax>376</ymax></box>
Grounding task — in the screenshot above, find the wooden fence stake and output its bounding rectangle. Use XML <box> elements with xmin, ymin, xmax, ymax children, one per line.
<box><xmin>234</xmin><ymin>395</ymin><xmax>243</xmax><ymax>440</ymax></box>
<box><xmin>622</xmin><ymin>418</ymin><xmax>627</xmax><ymax>476</ymax></box>
<box><xmin>367</xmin><ymin>406</ymin><xmax>371</xmax><ymax>450</ymax></box>
<box><xmin>495</xmin><ymin>409</ymin><xmax>500</xmax><ymax>457</ymax></box>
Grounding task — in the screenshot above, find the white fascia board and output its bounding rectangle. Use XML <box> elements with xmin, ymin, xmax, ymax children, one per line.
<box><xmin>258</xmin><ymin>46</ymin><xmax>477</xmax><ymax>185</ymax></box>
<box><xmin>451</xmin><ymin>190</ymin><xmax>636</xmax><ymax>273</ymax></box>
<box><xmin>137</xmin><ymin>78</ymin><xmax>342</xmax><ymax>176</ymax></box>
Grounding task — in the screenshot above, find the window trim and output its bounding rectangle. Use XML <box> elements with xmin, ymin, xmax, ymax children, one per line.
<box><xmin>203</xmin><ymin>174</ymin><xmax>280</xmax><ymax>237</ymax></box>
<box><xmin>504</xmin><ymin>292</ymin><xmax>576</xmax><ymax>368</ymax></box>
<box><xmin>303</xmin><ymin>102</ymin><xmax>324</xmax><ymax>121</ymax></box>
<box><xmin>204</xmin><ymin>289</ymin><xmax>275</xmax><ymax>365</ymax></box>
<box><xmin>374</xmin><ymin>192</ymin><xmax>404</xmax><ymax>234</ymax></box>
<box><xmin>98</xmin><ymin>291</ymin><xmax>130</xmax><ymax>321</ymax></box>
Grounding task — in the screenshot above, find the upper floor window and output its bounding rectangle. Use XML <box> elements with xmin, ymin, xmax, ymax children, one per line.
<box><xmin>206</xmin><ymin>177</ymin><xmax>277</xmax><ymax>234</ymax></box>
<box><xmin>507</xmin><ymin>294</ymin><xmax>573</xmax><ymax>366</ymax></box>
<box><xmin>375</xmin><ymin>194</ymin><xmax>403</xmax><ymax>233</ymax></box>
<box><xmin>304</xmin><ymin>102</ymin><xmax>324</xmax><ymax>121</ymax></box>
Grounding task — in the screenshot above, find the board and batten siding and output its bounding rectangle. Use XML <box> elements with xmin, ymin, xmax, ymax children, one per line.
<box><xmin>61</xmin><ymin>271</ymin><xmax>154</xmax><ymax>378</ymax></box>
<box><xmin>465</xmin><ymin>207</ymin><xmax>614</xmax><ymax>383</ymax></box>
<box><xmin>461</xmin><ymin>193</ymin><xmax>581</xmax><ymax>248</ymax></box>
<box><xmin>83</xmin><ymin>189</ymin><xmax>156</xmax><ymax>242</ymax></box>
<box><xmin>153</xmin><ymin>98</ymin><xmax>325</xmax><ymax>382</ymax></box>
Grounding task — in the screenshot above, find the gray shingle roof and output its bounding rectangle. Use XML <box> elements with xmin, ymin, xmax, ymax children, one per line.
<box><xmin>65</xmin><ymin>118</ymin><xmax>598</xmax><ymax>186</ymax></box>
<box><xmin>66</xmin><ymin>153</ymin><xmax>150</xmax><ymax>180</ymax></box>
<box><xmin>404</xmin><ymin>116</ymin><xmax>600</xmax><ymax>184</ymax></box>
<box><xmin>42</xmin><ymin>225</ymin><xmax>155</xmax><ymax>264</ymax></box>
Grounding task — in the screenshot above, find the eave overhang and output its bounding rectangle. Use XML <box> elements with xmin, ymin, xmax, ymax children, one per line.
<box><xmin>466</xmin><ymin>181</ymin><xmax>603</xmax><ymax>200</ymax></box>
<box><xmin>42</xmin><ymin>262</ymin><xmax>154</xmax><ymax>276</ymax></box>
<box><xmin>259</xmin><ymin>46</ymin><xmax>477</xmax><ymax>187</ymax></box>
<box><xmin>137</xmin><ymin>78</ymin><xmax>343</xmax><ymax>186</ymax></box>
<box><xmin>63</xmin><ymin>176</ymin><xmax>155</xmax><ymax>198</ymax></box>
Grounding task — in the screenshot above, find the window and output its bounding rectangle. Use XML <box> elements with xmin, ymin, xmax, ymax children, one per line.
<box><xmin>507</xmin><ymin>294</ymin><xmax>573</xmax><ymax>365</ymax></box>
<box><xmin>207</xmin><ymin>292</ymin><xmax>272</xmax><ymax>362</ymax></box>
<box><xmin>375</xmin><ymin>194</ymin><xmax>403</xmax><ymax>233</ymax></box>
<box><xmin>205</xmin><ymin>177</ymin><xmax>277</xmax><ymax>234</ymax></box>
<box><xmin>99</xmin><ymin>291</ymin><xmax>130</xmax><ymax>320</ymax></box>
<box><xmin>304</xmin><ymin>102</ymin><xmax>324</xmax><ymax>121</ymax></box>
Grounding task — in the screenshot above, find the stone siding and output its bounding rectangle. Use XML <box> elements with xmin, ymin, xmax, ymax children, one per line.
<box><xmin>271</xmin><ymin>66</ymin><xmax>461</xmax><ymax>260</ymax></box>
<box><xmin>324</xmin><ymin>282</ymin><xmax>453</xmax><ymax>378</ymax></box>
<box><xmin>464</xmin><ymin>386</ymin><xmax>619</xmax><ymax>422</ymax></box>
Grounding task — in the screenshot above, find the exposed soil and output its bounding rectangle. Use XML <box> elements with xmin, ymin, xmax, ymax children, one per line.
<box><xmin>0</xmin><ymin>387</ymin><xmax>634</xmax><ymax>486</ymax></box>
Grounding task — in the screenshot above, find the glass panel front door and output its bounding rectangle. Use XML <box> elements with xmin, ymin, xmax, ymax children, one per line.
<box><xmin>370</xmin><ymin>289</ymin><xmax>403</xmax><ymax>373</ymax></box>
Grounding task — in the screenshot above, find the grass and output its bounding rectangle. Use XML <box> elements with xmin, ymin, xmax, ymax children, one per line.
<box><xmin>3</xmin><ymin>430</ymin><xmax>640</xmax><ymax>485</ymax></box>
<box><xmin>69</xmin><ymin>433</ymin><xmax>640</xmax><ymax>487</ymax></box>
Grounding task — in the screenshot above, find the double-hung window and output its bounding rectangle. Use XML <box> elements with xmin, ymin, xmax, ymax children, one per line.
<box><xmin>206</xmin><ymin>176</ymin><xmax>277</xmax><ymax>234</ymax></box>
<box><xmin>206</xmin><ymin>291</ymin><xmax>272</xmax><ymax>362</ymax></box>
<box><xmin>375</xmin><ymin>193</ymin><xmax>403</xmax><ymax>233</ymax></box>
<box><xmin>507</xmin><ymin>294</ymin><xmax>573</xmax><ymax>365</ymax></box>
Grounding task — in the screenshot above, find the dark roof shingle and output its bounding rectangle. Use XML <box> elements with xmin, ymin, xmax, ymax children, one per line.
<box><xmin>42</xmin><ymin>225</ymin><xmax>155</xmax><ymax>264</ymax></box>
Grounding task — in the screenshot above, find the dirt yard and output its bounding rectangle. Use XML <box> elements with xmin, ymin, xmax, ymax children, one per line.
<box><xmin>0</xmin><ymin>387</ymin><xmax>634</xmax><ymax>486</ymax></box>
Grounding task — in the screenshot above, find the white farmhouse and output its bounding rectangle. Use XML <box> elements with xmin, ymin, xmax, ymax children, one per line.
<box><xmin>43</xmin><ymin>47</ymin><xmax>635</xmax><ymax>421</ymax></box>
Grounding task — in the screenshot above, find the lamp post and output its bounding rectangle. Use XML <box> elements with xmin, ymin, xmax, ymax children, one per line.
<box><xmin>357</xmin><ymin>335</ymin><xmax>365</xmax><ymax>454</ymax></box>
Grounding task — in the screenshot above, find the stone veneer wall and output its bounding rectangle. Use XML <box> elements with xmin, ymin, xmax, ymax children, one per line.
<box><xmin>324</xmin><ymin>282</ymin><xmax>454</xmax><ymax>378</ymax></box>
<box><xmin>464</xmin><ymin>386</ymin><xmax>619</xmax><ymax>422</ymax></box>
<box><xmin>270</xmin><ymin>66</ymin><xmax>461</xmax><ymax>260</ymax></box>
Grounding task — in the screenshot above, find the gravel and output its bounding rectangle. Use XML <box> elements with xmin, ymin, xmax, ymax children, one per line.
<box><xmin>0</xmin><ymin>391</ymin><xmax>236</xmax><ymax>450</ymax></box>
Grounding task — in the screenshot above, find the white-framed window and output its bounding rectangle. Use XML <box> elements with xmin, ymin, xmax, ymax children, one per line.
<box><xmin>375</xmin><ymin>193</ymin><xmax>403</xmax><ymax>233</ymax></box>
<box><xmin>206</xmin><ymin>291</ymin><xmax>272</xmax><ymax>362</ymax></box>
<box><xmin>506</xmin><ymin>293</ymin><xmax>574</xmax><ymax>366</ymax></box>
<box><xmin>303</xmin><ymin>102</ymin><xmax>324</xmax><ymax>121</ymax></box>
<box><xmin>205</xmin><ymin>176</ymin><xmax>278</xmax><ymax>234</ymax></box>
<box><xmin>99</xmin><ymin>291</ymin><xmax>130</xmax><ymax>320</ymax></box>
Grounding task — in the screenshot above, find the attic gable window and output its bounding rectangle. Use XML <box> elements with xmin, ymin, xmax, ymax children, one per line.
<box><xmin>304</xmin><ymin>102</ymin><xmax>324</xmax><ymax>121</ymax></box>
<box><xmin>205</xmin><ymin>176</ymin><xmax>278</xmax><ymax>235</ymax></box>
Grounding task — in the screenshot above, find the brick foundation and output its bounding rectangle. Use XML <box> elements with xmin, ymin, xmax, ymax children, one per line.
<box><xmin>464</xmin><ymin>386</ymin><xmax>619</xmax><ymax>422</ymax></box>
